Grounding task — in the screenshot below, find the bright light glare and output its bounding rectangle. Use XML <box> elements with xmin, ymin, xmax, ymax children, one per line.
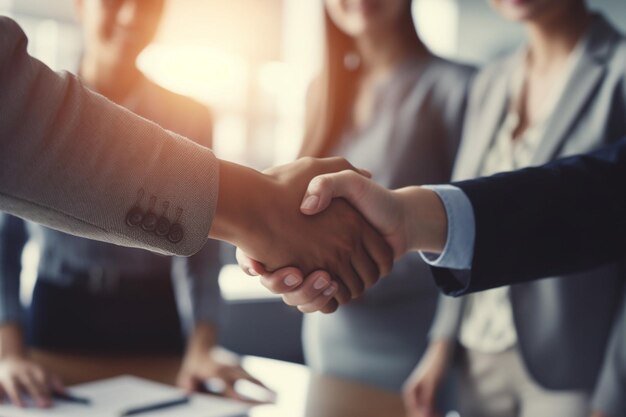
<box><xmin>137</xmin><ymin>43</ymin><xmax>249</xmax><ymax>109</ymax></box>
<box><xmin>218</xmin><ymin>265</ymin><xmax>279</xmax><ymax>301</ymax></box>
<box><xmin>413</xmin><ymin>0</ymin><xmax>460</xmax><ymax>58</ymax></box>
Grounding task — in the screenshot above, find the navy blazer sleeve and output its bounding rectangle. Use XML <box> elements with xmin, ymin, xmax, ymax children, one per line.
<box><xmin>431</xmin><ymin>137</ymin><xmax>626</xmax><ymax>296</ymax></box>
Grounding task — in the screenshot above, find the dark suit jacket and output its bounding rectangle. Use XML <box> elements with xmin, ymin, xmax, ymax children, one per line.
<box><xmin>432</xmin><ymin>136</ymin><xmax>626</xmax><ymax>295</ymax></box>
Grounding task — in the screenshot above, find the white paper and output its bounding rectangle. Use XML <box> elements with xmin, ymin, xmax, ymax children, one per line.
<box><xmin>0</xmin><ymin>375</ymin><xmax>249</xmax><ymax>417</ymax></box>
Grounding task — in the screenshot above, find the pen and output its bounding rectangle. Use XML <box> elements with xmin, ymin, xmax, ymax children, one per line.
<box><xmin>119</xmin><ymin>396</ymin><xmax>190</xmax><ymax>416</ymax></box>
<box><xmin>52</xmin><ymin>391</ymin><xmax>91</xmax><ymax>405</ymax></box>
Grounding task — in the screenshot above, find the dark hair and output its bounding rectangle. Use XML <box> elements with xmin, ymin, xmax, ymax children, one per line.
<box><xmin>298</xmin><ymin>9</ymin><xmax>363</xmax><ymax>158</ymax></box>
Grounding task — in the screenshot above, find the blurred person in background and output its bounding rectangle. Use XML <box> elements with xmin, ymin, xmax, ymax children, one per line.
<box><xmin>242</xmin><ymin>0</ymin><xmax>474</xmax><ymax>407</ymax></box>
<box><xmin>0</xmin><ymin>0</ymin><xmax>264</xmax><ymax>408</ymax></box>
<box><xmin>402</xmin><ymin>1</ymin><xmax>626</xmax><ymax>417</ymax></box>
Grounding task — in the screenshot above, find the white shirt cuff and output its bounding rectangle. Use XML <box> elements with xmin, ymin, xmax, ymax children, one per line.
<box><xmin>419</xmin><ymin>185</ymin><xmax>475</xmax><ymax>270</ymax></box>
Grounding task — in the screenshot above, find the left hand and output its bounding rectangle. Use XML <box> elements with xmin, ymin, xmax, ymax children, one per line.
<box><xmin>236</xmin><ymin>249</ymin><xmax>339</xmax><ymax>314</ymax></box>
<box><xmin>177</xmin><ymin>348</ymin><xmax>269</xmax><ymax>402</ymax></box>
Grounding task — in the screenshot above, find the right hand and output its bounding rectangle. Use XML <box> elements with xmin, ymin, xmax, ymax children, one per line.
<box><xmin>402</xmin><ymin>340</ymin><xmax>450</xmax><ymax>417</ymax></box>
<box><xmin>235</xmin><ymin>168</ymin><xmax>407</xmax><ymax>313</ymax></box>
<box><xmin>216</xmin><ymin>157</ymin><xmax>394</xmax><ymax>304</ymax></box>
<box><xmin>0</xmin><ymin>355</ymin><xmax>64</xmax><ymax>408</ymax></box>
<box><xmin>300</xmin><ymin>169</ymin><xmax>409</xmax><ymax>257</ymax></box>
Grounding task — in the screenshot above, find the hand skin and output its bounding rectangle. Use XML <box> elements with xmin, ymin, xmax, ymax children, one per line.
<box><xmin>402</xmin><ymin>340</ymin><xmax>451</xmax><ymax>417</ymax></box>
<box><xmin>589</xmin><ymin>412</ymin><xmax>610</xmax><ymax>417</ymax></box>
<box><xmin>237</xmin><ymin>170</ymin><xmax>447</xmax><ymax>312</ymax></box>
<box><xmin>0</xmin><ymin>324</ymin><xmax>64</xmax><ymax>408</ymax></box>
<box><xmin>177</xmin><ymin>323</ymin><xmax>270</xmax><ymax>402</ymax></box>
<box><xmin>213</xmin><ymin>158</ymin><xmax>393</xmax><ymax>304</ymax></box>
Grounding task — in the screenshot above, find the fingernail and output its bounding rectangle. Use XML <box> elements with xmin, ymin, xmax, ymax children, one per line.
<box><xmin>301</xmin><ymin>195</ymin><xmax>320</xmax><ymax>211</ymax></box>
<box><xmin>314</xmin><ymin>277</ymin><xmax>329</xmax><ymax>290</ymax></box>
<box><xmin>247</xmin><ymin>267</ymin><xmax>259</xmax><ymax>276</ymax></box>
<box><xmin>323</xmin><ymin>286</ymin><xmax>336</xmax><ymax>296</ymax></box>
<box><xmin>284</xmin><ymin>274</ymin><xmax>300</xmax><ymax>286</ymax></box>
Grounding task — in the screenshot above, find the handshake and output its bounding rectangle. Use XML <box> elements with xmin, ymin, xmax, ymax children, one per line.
<box><xmin>209</xmin><ymin>157</ymin><xmax>448</xmax><ymax>314</ymax></box>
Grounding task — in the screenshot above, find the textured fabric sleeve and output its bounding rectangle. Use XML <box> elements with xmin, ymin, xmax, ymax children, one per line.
<box><xmin>0</xmin><ymin>214</ymin><xmax>27</xmax><ymax>324</ymax></box>
<box><xmin>0</xmin><ymin>17</ymin><xmax>218</xmax><ymax>256</ymax></box>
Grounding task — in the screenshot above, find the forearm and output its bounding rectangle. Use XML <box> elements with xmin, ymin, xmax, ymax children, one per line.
<box><xmin>185</xmin><ymin>322</ymin><xmax>218</xmax><ymax>355</ymax></box>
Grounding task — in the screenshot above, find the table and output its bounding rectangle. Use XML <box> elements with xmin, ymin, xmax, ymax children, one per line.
<box><xmin>30</xmin><ymin>350</ymin><xmax>406</xmax><ymax>417</ymax></box>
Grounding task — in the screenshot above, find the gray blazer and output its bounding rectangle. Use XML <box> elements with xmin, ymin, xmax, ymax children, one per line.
<box><xmin>0</xmin><ymin>17</ymin><xmax>218</xmax><ymax>256</ymax></box>
<box><xmin>303</xmin><ymin>56</ymin><xmax>474</xmax><ymax>392</ymax></box>
<box><xmin>430</xmin><ymin>15</ymin><xmax>626</xmax><ymax>415</ymax></box>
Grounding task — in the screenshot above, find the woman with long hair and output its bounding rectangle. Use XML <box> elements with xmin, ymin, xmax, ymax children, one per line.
<box><xmin>294</xmin><ymin>0</ymin><xmax>473</xmax><ymax>393</ymax></box>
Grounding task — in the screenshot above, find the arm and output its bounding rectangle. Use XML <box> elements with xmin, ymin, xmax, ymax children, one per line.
<box><xmin>0</xmin><ymin>215</ymin><xmax>63</xmax><ymax>408</ymax></box>
<box><xmin>437</xmin><ymin>139</ymin><xmax>626</xmax><ymax>293</ymax></box>
<box><xmin>402</xmin><ymin>294</ymin><xmax>462</xmax><ymax>417</ymax></box>
<box><xmin>172</xmin><ymin>242</ymin><xmax>269</xmax><ymax>399</ymax></box>
<box><xmin>0</xmin><ymin>17</ymin><xmax>218</xmax><ymax>256</ymax></box>
<box><xmin>0</xmin><ymin>18</ymin><xmax>392</xmax><ymax>298</ymax></box>
<box><xmin>240</xmin><ymin>136</ymin><xmax>626</xmax><ymax>308</ymax></box>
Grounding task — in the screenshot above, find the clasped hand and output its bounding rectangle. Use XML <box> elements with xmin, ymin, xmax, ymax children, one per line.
<box><xmin>230</xmin><ymin>165</ymin><xmax>415</xmax><ymax>312</ymax></box>
<box><xmin>211</xmin><ymin>158</ymin><xmax>395</xmax><ymax>312</ymax></box>
<box><xmin>235</xmin><ymin>168</ymin><xmax>447</xmax><ymax>313</ymax></box>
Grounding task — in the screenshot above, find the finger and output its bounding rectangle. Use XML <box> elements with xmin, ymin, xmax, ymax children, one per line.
<box><xmin>403</xmin><ymin>386</ymin><xmax>421</xmax><ymax>415</ymax></box>
<box><xmin>350</xmin><ymin>242</ymin><xmax>380</xmax><ymax>290</ymax></box>
<box><xmin>319</xmin><ymin>298</ymin><xmax>339</xmax><ymax>314</ymax></box>
<box><xmin>4</xmin><ymin>377</ymin><xmax>23</xmax><ymax>408</ymax></box>
<box><xmin>18</xmin><ymin>373</ymin><xmax>49</xmax><ymax>408</ymax></box>
<box><xmin>280</xmin><ymin>271</ymin><xmax>332</xmax><ymax>306</ymax></box>
<box><xmin>50</xmin><ymin>375</ymin><xmax>65</xmax><ymax>394</ymax></box>
<box><xmin>301</xmin><ymin>170</ymin><xmax>369</xmax><ymax>215</ymax></box>
<box><xmin>337</xmin><ymin>262</ymin><xmax>365</xmax><ymax>300</ymax></box>
<box><xmin>259</xmin><ymin>267</ymin><xmax>304</xmax><ymax>294</ymax></box>
<box><xmin>361</xmin><ymin>225</ymin><xmax>394</xmax><ymax>277</ymax></box>
<box><xmin>29</xmin><ymin>368</ymin><xmax>53</xmax><ymax>405</ymax></box>
<box><xmin>298</xmin><ymin>282</ymin><xmax>339</xmax><ymax>313</ymax></box>
<box><xmin>418</xmin><ymin>385</ymin><xmax>436</xmax><ymax>416</ymax></box>
<box><xmin>176</xmin><ymin>373</ymin><xmax>196</xmax><ymax>393</ymax></box>
<box><xmin>235</xmin><ymin>249</ymin><xmax>267</xmax><ymax>276</ymax></box>
<box><xmin>232</xmin><ymin>369</ymin><xmax>271</xmax><ymax>391</ymax></box>
<box><xmin>332</xmin><ymin>278</ymin><xmax>352</xmax><ymax>304</ymax></box>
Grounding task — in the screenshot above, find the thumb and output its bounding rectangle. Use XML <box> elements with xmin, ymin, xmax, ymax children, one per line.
<box><xmin>300</xmin><ymin>170</ymin><xmax>370</xmax><ymax>215</ymax></box>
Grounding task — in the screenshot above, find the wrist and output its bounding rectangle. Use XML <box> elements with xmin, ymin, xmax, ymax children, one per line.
<box><xmin>186</xmin><ymin>322</ymin><xmax>217</xmax><ymax>357</ymax></box>
<box><xmin>396</xmin><ymin>187</ymin><xmax>447</xmax><ymax>253</ymax></box>
<box><xmin>0</xmin><ymin>323</ymin><xmax>26</xmax><ymax>359</ymax></box>
<box><xmin>210</xmin><ymin>160</ymin><xmax>274</xmax><ymax>247</ymax></box>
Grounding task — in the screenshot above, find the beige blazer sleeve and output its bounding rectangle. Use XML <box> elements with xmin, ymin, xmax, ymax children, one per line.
<box><xmin>0</xmin><ymin>17</ymin><xmax>219</xmax><ymax>256</ymax></box>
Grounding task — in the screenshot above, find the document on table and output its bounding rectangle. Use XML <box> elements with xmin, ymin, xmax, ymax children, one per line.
<box><xmin>0</xmin><ymin>375</ymin><xmax>250</xmax><ymax>417</ymax></box>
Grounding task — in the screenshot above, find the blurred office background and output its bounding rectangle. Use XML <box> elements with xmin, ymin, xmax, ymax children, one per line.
<box><xmin>3</xmin><ymin>0</ymin><xmax>626</xmax><ymax>364</ymax></box>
